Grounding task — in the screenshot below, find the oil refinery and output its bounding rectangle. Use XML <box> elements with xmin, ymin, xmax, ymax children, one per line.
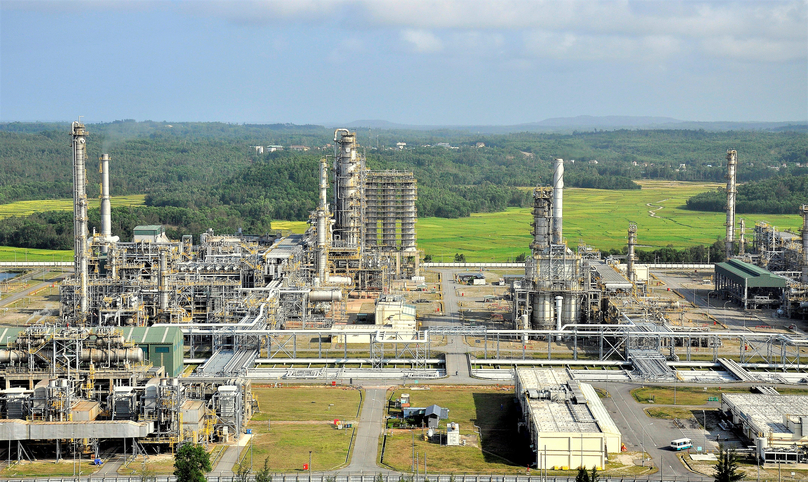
<box><xmin>3</xmin><ymin>122</ymin><xmax>808</xmax><ymax>470</ymax></box>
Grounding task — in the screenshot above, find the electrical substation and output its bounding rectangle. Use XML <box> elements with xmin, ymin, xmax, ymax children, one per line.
<box><xmin>3</xmin><ymin>123</ymin><xmax>808</xmax><ymax>469</ymax></box>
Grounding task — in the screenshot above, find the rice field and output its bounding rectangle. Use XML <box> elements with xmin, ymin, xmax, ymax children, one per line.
<box><xmin>0</xmin><ymin>194</ymin><xmax>146</xmax><ymax>220</ymax></box>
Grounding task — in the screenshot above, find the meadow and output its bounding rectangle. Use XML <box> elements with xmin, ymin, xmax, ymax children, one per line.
<box><xmin>1</xmin><ymin>184</ymin><xmax>803</xmax><ymax>263</ymax></box>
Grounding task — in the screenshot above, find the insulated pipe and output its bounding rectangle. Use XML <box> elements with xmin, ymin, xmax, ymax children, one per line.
<box><xmin>0</xmin><ymin>349</ymin><xmax>25</xmax><ymax>363</ymax></box>
<box><xmin>552</xmin><ymin>158</ymin><xmax>564</xmax><ymax>244</ymax></box>
<box><xmin>725</xmin><ymin>150</ymin><xmax>738</xmax><ymax>260</ymax></box>
<box><xmin>554</xmin><ymin>295</ymin><xmax>563</xmax><ymax>337</ymax></box>
<box><xmin>80</xmin><ymin>348</ymin><xmax>144</xmax><ymax>363</ymax></box>
<box><xmin>72</xmin><ymin>121</ymin><xmax>89</xmax><ymax>320</ymax></box>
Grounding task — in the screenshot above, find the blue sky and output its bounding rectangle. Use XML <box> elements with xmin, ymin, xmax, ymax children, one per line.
<box><xmin>1</xmin><ymin>0</ymin><xmax>806</xmax><ymax>125</ymax></box>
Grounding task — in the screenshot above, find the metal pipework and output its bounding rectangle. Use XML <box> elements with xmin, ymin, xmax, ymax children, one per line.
<box><xmin>552</xmin><ymin>158</ymin><xmax>564</xmax><ymax>244</ymax></box>
<box><xmin>725</xmin><ymin>150</ymin><xmax>738</xmax><ymax>260</ymax></box>
<box><xmin>158</xmin><ymin>251</ymin><xmax>169</xmax><ymax>311</ymax></box>
<box><xmin>627</xmin><ymin>223</ymin><xmax>637</xmax><ymax>283</ymax></box>
<box><xmin>81</xmin><ymin>347</ymin><xmax>144</xmax><ymax>364</ymax></box>
<box><xmin>801</xmin><ymin>205</ymin><xmax>808</xmax><ymax>283</ymax></box>
<box><xmin>554</xmin><ymin>295</ymin><xmax>563</xmax><ymax>336</ymax></box>
<box><xmin>72</xmin><ymin>121</ymin><xmax>89</xmax><ymax>320</ymax></box>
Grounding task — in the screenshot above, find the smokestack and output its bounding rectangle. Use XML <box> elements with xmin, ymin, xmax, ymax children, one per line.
<box><xmin>100</xmin><ymin>154</ymin><xmax>112</xmax><ymax>241</ymax></box>
<box><xmin>725</xmin><ymin>150</ymin><xmax>738</xmax><ymax>260</ymax></box>
<box><xmin>801</xmin><ymin>205</ymin><xmax>808</xmax><ymax>284</ymax></box>
<box><xmin>627</xmin><ymin>223</ymin><xmax>637</xmax><ymax>283</ymax></box>
<box><xmin>71</xmin><ymin>121</ymin><xmax>89</xmax><ymax>320</ymax></box>
<box><xmin>317</xmin><ymin>158</ymin><xmax>329</xmax><ymax>283</ymax></box>
<box><xmin>552</xmin><ymin>158</ymin><xmax>564</xmax><ymax>244</ymax></box>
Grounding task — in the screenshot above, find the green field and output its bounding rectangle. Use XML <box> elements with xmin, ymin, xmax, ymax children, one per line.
<box><xmin>417</xmin><ymin>181</ymin><xmax>803</xmax><ymax>261</ymax></box>
<box><xmin>0</xmin><ymin>194</ymin><xmax>146</xmax><ymax>220</ymax></box>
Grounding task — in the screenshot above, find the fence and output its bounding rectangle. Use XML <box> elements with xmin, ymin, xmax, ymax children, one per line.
<box><xmin>0</xmin><ymin>474</ymin><xmax>719</xmax><ymax>482</ymax></box>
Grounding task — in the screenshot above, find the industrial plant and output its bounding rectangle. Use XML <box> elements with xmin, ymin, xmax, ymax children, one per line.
<box><xmin>3</xmin><ymin>121</ymin><xmax>808</xmax><ymax>474</ymax></box>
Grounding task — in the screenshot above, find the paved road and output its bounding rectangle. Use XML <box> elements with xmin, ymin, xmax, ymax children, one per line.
<box><xmin>343</xmin><ymin>386</ymin><xmax>394</xmax><ymax>473</ymax></box>
<box><xmin>597</xmin><ymin>383</ymin><xmax>711</xmax><ymax>480</ymax></box>
<box><xmin>0</xmin><ymin>270</ymin><xmax>68</xmax><ymax>308</ymax></box>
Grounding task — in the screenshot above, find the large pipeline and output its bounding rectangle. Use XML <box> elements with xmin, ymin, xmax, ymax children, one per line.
<box><xmin>552</xmin><ymin>158</ymin><xmax>564</xmax><ymax>244</ymax></box>
<box><xmin>725</xmin><ymin>150</ymin><xmax>738</xmax><ymax>259</ymax></box>
<box><xmin>81</xmin><ymin>348</ymin><xmax>144</xmax><ymax>364</ymax></box>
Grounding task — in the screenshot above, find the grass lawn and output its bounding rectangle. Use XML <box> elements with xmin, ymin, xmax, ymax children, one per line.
<box><xmin>117</xmin><ymin>454</ymin><xmax>179</xmax><ymax>476</ymax></box>
<box><xmin>251</xmin><ymin>386</ymin><xmax>362</xmax><ymax>422</ymax></box>
<box><xmin>0</xmin><ymin>246</ymin><xmax>73</xmax><ymax>262</ymax></box>
<box><xmin>644</xmin><ymin>407</ymin><xmax>698</xmax><ymax>419</ymax></box>
<box><xmin>247</xmin><ymin>422</ymin><xmax>353</xmax><ymax>471</ymax></box>
<box><xmin>0</xmin><ymin>460</ymin><xmax>97</xmax><ymax>478</ymax></box>
<box><xmin>385</xmin><ymin>387</ymin><xmax>529</xmax><ymax>471</ymax></box>
<box><xmin>631</xmin><ymin>386</ymin><xmax>750</xmax><ymax>405</ymax></box>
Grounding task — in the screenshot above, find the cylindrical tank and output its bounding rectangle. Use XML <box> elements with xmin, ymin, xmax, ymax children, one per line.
<box><xmin>0</xmin><ymin>350</ymin><xmax>25</xmax><ymax>363</ymax></box>
<box><xmin>562</xmin><ymin>293</ymin><xmax>578</xmax><ymax>325</ymax></box>
<box><xmin>532</xmin><ymin>293</ymin><xmax>553</xmax><ymax>329</ymax></box>
<box><xmin>309</xmin><ymin>290</ymin><xmax>342</xmax><ymax>302</ymax></box>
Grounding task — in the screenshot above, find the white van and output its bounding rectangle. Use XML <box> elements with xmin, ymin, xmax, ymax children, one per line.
<box><xmin>670</xmin><ymin>438</ymin><xmax>692</xmax><ymax>451</ymax></box>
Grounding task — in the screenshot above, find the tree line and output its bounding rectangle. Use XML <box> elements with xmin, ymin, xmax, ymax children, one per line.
<box><xmin>685</xmin><ymin>175</ymin><xmax>808</xmax><ymax>214</ymax></box>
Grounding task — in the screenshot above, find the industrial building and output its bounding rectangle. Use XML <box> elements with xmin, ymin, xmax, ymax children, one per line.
<box><xmin>515</xmin><ymin>368</ymin><xmax>621</xmax><ymax>470</ymax></box>
<box><xmin>722</xmin><ymin>393</ymin><xmax>808</xmax><ymax>463</ymax></box>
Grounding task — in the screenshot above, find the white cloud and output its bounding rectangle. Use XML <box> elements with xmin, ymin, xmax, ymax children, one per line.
<box><xmin>400</xmin><ymin>29</ymin><xmax>443</xmax><ymax>53</ymax></box>
<box><xmin>523</xmin><ymin>31</ymin><xmax>682</xmax><ymax>63</ymax></box>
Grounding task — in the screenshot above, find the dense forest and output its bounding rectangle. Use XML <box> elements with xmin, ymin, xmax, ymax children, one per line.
<box><xmin>0</xmin><ymin>121</ymin><xmax>806</xmax><ymax>251</ymax></box>
<box><xmin>685</xmin><ymin>175</ymin><xmax>808</xmax><ymax>214</ymax></box>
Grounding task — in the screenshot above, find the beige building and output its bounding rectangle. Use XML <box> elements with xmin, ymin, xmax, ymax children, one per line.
<box><xmin>515</xmin><ymin>368</ymin><xmax>622</xmax><ymax>470</ymax></box>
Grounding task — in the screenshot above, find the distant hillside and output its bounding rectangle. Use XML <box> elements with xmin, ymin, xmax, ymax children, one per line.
<box><xmin>685</xmin><ymin>175</ymin><xmax>808</xmax><ymax>214</ymax></box>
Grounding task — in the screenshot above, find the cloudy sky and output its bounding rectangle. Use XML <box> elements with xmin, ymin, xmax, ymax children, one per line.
<box><xmin>1</xmin><ymin>0</ymin><xmax>805</xmax><ymax>125</ymax></box>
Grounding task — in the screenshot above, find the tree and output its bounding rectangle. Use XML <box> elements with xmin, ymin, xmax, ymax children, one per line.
<box><xmin>173</xmin><ymin>444</ymin><xmax>211</xmax><ymax>482</ymax></box>
<box><xmin>234</xmin><ymin>461</ymin><xmax>251</xmax><ymax>482</ymax></box>
<box><xmin>590</xmin><ymin>465</ymin><xmax>599</xmax><ymax>482</ymax></box>
<box><xmin>423</xmin><ymin>254</ymin><xmax>433</xmax><ymax>262</ymax></box>
<box><xmin>575</xmin><ymin>466</ymin><xmax>590</xmax><ymax>482</ymax></box>
<box><xmin>454</xmin><ymin>253</ymin><xmax>466</xmax><ymax>263</ymax></box>
<box><xmin>515</xmin><ymin>252</ymin><xmax>527</xmax><ymax>262</ymax></box>
<box><xmin>714</xmin><ymin>445</ymin><xmax>744</xmax><ymax>482</ymax></box>
<box><xmin>255</xmin><ymin>457</ymin><xmax>272</xmax><ymax>482</ymax></box>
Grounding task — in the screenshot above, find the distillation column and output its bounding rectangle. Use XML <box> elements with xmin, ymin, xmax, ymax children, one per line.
<box><xmin>725</xmin><ymin>150</ymin><xmax>738</xmax><ymax>260</ymax></box>
<box><xmin>627</xmin><ymin>223</ymin><xmax>637</xmax><ymax>284</ymax></box>
<box><xmin>801</xmin><ymin>205</ymin><xmax>808</xmax><ymax>284</ymax></box>
<box><xmin>552</xmin><ymin>158</ymin><xmax>564</xmax><ymax>245</ymax></box>
<box><xmin>333</xmin><ymin>130</ymin><xmax>363</xmax><ymax>247</ymax></box>
<box><xmin>739</xmin><ymin>219</ymin><xmax>746</xmax><ymax>256</ymax></box>
<box><xmin>531</xmin><ymin>187</ymin><xmax>552</xmax><ymax>255</ymax></box>
<box><xmin>72</xmin><ymin>121</ymin><xmax>89</xmax><ymax>320</ymax></box>
<box><xmin>316</xmin><ymin>158</ymin><xmax>330</xmax><ymax>283</ymax></box>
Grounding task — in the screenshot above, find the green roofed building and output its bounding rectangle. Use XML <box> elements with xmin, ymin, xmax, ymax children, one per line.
<box><xmin>715</xmin><ymin>259</ymin><xmax>788</xmax><ymax>309</ymax></box>
<box><xmin>122</xmin><ymin>326</ymin><xmax>184</xmax><ymax>377</ymax></box>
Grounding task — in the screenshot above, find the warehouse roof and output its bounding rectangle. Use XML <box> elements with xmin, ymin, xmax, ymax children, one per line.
<box><xmin>133</xmin><ymin>225</ymin><xmax>163</xmax><ymax>234</ymax></box>
<box><xmin>715</xmin><ymin>259</ymin><xmax>788</xmax><ymax>288</ymax></box>
<box><xmin>723</xmin><ymin>393</ymin><xmax>808</xmax><ymax>436</ymax></box>
<box><xmin>517</xmin><ymin>368</ymin><xmax>620</xmax><ymax>435</ymax></box>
